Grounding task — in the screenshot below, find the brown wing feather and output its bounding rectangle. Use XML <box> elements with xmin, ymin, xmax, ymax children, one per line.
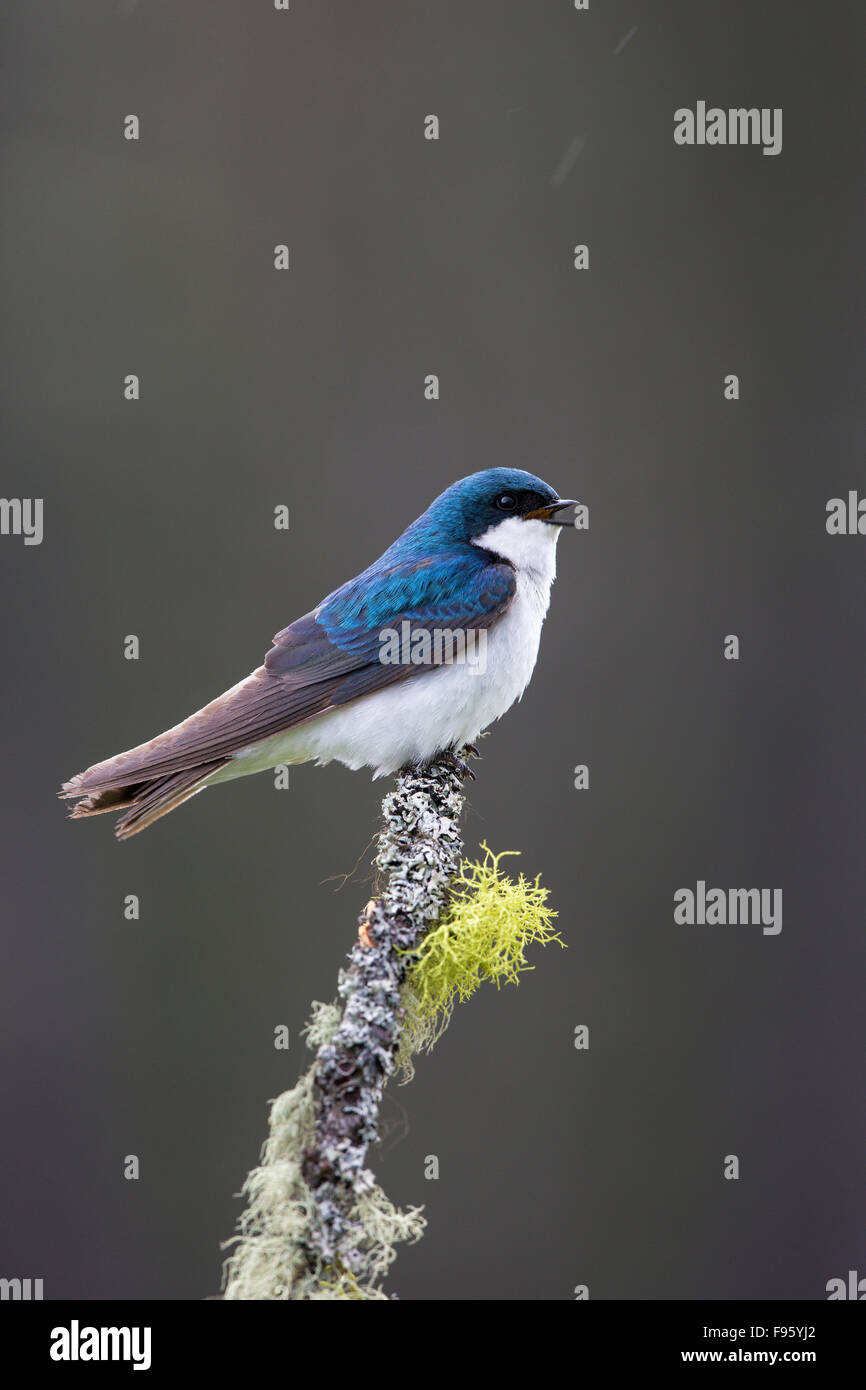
<box><xmin>59</xmin><ymin>611</ymin><xmax>376</xmax><ymax>800</ymax></box>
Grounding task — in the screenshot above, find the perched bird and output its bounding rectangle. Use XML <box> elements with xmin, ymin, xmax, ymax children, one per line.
<box><xmin>60</xmin><ymin>468</ymin><xmax>577</xmax><ymax>838</ymax></box>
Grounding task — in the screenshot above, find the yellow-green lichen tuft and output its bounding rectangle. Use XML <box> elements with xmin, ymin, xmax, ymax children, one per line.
<box><xmin>398</xmin><ymin>844</ymin><xmax>565</xmax><ymax>1076</ymax></box>
<box><xmin>313</xmin><ymin>1269</ymin><xmax>386</xmax><ymax>1302</ymax></box>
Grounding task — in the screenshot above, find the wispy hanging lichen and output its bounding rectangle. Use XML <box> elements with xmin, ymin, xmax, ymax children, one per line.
<box><xmin>221</xmin><ymin>1001</ymin><xmax>424</xmax><ymax>1301</ymax></box>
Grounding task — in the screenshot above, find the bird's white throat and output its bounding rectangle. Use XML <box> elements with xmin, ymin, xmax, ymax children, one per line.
<box><xmin>471</xmin><ymin>514</ymin><xmax>561</xmax><ymax>584</ymax></box>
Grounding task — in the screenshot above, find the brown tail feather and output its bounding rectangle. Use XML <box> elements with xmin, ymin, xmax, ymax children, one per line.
<box><xmin>66</xmin><ymin>783</ymin><xmax>148</xmax><ymax>817</ymax></box>
<box><xmin>64</xmin><ymin>761</ymin><xmax>228</xmax><ymax>839</ymax></box>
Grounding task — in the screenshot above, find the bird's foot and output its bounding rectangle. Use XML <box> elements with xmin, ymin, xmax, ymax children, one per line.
<box><xmin>435</xmin><ymin>747</ymin><xmax>477</xmax><ymax>781</ymax></box>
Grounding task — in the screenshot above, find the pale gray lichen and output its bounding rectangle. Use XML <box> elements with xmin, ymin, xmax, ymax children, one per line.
<box><xmin>221</xmin><ymin>756</ymin><xmax>467</xmax><ymax>1300</ymax></box>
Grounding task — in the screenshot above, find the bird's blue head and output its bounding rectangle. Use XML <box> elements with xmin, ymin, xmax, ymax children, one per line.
<box><xmin>393</xmin><ymin>468</ymin><xmax>577</xmax><ymax>557</ymax></box>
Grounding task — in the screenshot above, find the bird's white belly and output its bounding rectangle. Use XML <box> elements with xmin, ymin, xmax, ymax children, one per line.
<box><xmin>211</xmin><ymin>546</ymin><xmax>556</xmax><ymax>781</ymax></box>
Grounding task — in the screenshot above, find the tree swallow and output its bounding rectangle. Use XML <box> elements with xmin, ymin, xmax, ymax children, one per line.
<box><xmin>60</xmin><ymin>468</ymin><xmax>577</xmax><ymax>838</ymax></box>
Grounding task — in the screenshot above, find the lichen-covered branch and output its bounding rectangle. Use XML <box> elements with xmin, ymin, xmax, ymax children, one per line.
<box><xmin>301</xmin><ymin>755</ymin><xmax>467</xmax><ymax>1272</ymax></box>
<box><xmin>221</xmin><ymin>753</ymin><xmax>562</xmax><ymax>1300</ymax></box>
<box><xmin>222</xmin><ymin>753</ymin><xmax>468</xmax><ymax>1300</ymax></box>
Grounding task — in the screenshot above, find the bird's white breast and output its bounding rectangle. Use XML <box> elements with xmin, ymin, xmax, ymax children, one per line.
<box><xmin>211</xmin><ymin>517</ymin><xmax>561</xmax><ymax>781</ymax></box>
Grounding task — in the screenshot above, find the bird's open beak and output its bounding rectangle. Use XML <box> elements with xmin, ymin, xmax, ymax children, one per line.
<box><xmin>526</xmin><ymin>498</ymin><xmax>579</xmax><ymax>525</ymax></box>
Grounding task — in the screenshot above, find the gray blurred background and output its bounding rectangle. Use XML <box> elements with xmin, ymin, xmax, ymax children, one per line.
<box><xmin>1</xmin><ymin>0</ymin><xmax>864</xmax><ymax>1300</ymax></box>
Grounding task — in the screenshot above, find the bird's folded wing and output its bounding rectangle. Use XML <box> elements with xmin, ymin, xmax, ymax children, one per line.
<box><xmin>61</xmin><ymin>552</ymin><xmax>515</xmax><ymax>795</ymax></box>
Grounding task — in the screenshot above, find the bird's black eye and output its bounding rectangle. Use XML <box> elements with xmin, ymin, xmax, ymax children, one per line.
<box><xmin>496</xmin><ymin>493</ymin><xmax>518</xmax><ymax>512</ymax></box>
